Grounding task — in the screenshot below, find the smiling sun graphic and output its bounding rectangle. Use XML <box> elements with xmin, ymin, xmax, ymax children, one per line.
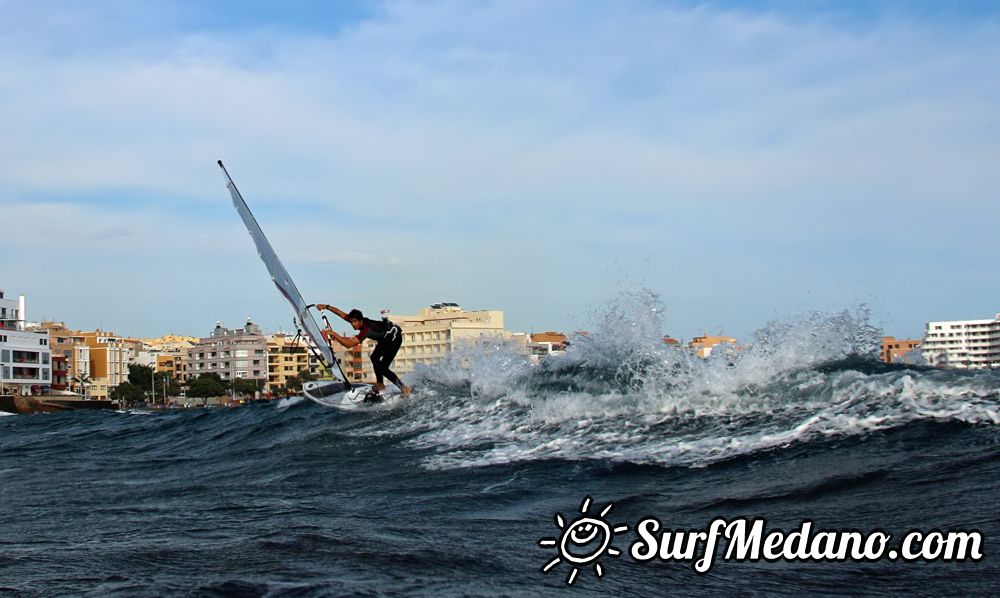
<box><xmin>538</xmin><ymin>496</ymin><xmax>629</xmax><ymax>585</ymax></box>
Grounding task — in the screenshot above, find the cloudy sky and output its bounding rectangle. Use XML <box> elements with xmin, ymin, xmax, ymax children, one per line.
<box><xmin>1</xmin><ymin>0</ymin><xmax>998</xmax><ymax>341</ymax></box>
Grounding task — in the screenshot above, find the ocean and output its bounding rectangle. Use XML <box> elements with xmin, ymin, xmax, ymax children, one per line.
<box><xmin>2</xmin><ymin>298</ymin><xmax>998</xmax><ymax>596</ymax></box>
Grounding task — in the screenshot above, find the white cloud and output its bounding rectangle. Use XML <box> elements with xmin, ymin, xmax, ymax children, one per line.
<box><xmin>1</xmin><ymin>1</ymin><xmax>999</xmax><ymax>338</ymax></box>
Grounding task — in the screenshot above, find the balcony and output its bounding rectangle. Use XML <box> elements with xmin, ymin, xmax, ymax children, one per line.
<box><xmin>11</xmin><ymin>367</ymin><xmax>41</xmax><ymax>380</ymax></box>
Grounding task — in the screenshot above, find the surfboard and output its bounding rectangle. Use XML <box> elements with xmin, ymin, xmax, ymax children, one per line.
<box><xmin>302</xmin><ymin>379</ymin><xmax>400</xmax><ymax>411</ymax></box>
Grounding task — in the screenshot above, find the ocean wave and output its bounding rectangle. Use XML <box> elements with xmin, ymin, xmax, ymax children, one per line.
<box><xmin>353</xmin><ymin>292</ymin><xmax>1000</xmax><ymax>470</ymax></box>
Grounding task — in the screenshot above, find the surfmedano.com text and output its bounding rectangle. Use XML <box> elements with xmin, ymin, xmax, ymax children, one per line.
<box><xmin>630</xmin><ymin>518</ymin><xmax>984</xmax><ymax>573</ymax></box>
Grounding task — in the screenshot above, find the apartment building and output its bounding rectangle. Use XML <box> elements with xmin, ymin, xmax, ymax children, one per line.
<box><xmin>527</xmin><ymin>331</ymin><xmax>568</xmax><ymax>363</ymax></box>
<box><xmin>50</xmin><ymin>354</ymin><xmax>69</xmax><ymax>391</ymax></box>
<box><xmin>155</xmin><ymin>353</ymin><xmax>189</xmax><ymax>381</ymax></box>
<box><xmin>146</xmin><ymin>335</ymin><xmax>198</xmax><ymax>382</ymax></box>
<box><xmin>78</xmin><ymin>330</ymin><xmax>131</xmax><ymax>400</ymax></box>
<box><xmin>0</xmin><ymin>290</ymin><xmax>52</xmax><ymax>395</ymax></box>
<box><xmin>36</xmin><ymin>322</ymin><xmax>90</xmax><ymax>395</ymax></box>
<box><xmin>267</xmin><ymin>333</ymin><xmax>315</xmax><ymax>391</ymax></box>
<box><xmin>881</xmin><ymin>336</ymin><xmax>922</xmax><ymax>364</ymax></box>
<box><xmin>922</xmin><ymin>315</ymin><xmax>1000</xmax><ymax>369</ymax></box>
<box><xmin>187</xmin><ymin>319</ymin><xmax>268</xmax><ymax>384</ymax></box>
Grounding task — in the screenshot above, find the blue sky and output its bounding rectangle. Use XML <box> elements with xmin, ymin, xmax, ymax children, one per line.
<box><xmin>1</xmin><ymin>1</ymin><xmax>998</xmax><ymax>341</ymax></box>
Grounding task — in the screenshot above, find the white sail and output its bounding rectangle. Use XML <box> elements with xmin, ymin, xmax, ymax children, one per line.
<box><xmin>218</xmin><ymin>161</ymin><xmax>345</xmax><ymax>381</ymax></box>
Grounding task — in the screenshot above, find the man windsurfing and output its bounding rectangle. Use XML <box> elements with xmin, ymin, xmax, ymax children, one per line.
<box><xmin>316</xmin><ymin>304</ymin><xmax>413</xmax><ymax>398</ymax></box>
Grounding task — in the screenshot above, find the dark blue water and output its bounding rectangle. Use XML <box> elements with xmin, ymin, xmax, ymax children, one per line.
<box><xmin>2</xmin><ymin>306</ymin><xmax>998</xmax><ymax>596</ymax></box>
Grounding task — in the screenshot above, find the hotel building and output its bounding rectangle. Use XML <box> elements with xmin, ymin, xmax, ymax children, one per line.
<box><xmin>0</xmin><ymin>290</ymin><xmax>52</xmax><ymax>395</ymax></box>
<box><xmin>187</xmin><ymin>319</ymin><xmax>268</xmax><ymax>384</ymax></box>
<box><xmin>921</xmin><ymin>315</ymin><xmax>1000</xmax><ymax>369</ymax></box>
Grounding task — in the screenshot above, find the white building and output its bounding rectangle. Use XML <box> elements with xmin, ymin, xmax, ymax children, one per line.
<box><xmin>0</xmin><ymin>289</ymin><xmax>52</xmax><ymax>395</ymax></box>
<box><xmin>526</xmin><ymin>332</ymin><xmax>569</xmax><ymax>364</ymax></box>
<box><xmin>922</xmin><ymin>314</ymin><xmax>1000</xmax><ymax>369</ymax></box>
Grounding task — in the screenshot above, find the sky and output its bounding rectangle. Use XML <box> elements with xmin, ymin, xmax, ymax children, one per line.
<box><xmin>1</xmin><ymin>0</ymin><xmax>998</xmax><ymax>342</ymax></box>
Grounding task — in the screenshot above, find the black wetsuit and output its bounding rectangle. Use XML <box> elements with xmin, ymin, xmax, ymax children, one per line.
<box><xmin>355</xmin><ymin>317</ymin><xmax>404</xmax><ymax>389</ymax></box>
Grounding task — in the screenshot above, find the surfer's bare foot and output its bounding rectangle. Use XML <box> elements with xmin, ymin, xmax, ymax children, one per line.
<box><xmin>401</xmin><ymin>385</ymin><xmax>413</xmax><ymax>396</ymax></box>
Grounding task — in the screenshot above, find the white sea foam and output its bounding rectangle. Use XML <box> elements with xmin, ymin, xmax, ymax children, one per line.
<box><xmin>360</xmin><ymin>291</ymin><xmax>1000</xmax><ymax>470</ymax></box>
<box><xmin>277</xmin><ymin>396</ymin><xmax>306</xmax><ymax>410</ymax></box>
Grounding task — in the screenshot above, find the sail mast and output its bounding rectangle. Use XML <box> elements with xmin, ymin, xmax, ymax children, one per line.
<box><xmin>218</xmin><ymin>160</ymin><xmax>352</xmax><ymax>387</ymax></box>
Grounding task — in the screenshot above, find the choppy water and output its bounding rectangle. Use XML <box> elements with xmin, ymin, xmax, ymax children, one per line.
<box><xmin>2</xmin><ymin>296</ymin><xmax>998</xmax><ymax>596</ymax></box>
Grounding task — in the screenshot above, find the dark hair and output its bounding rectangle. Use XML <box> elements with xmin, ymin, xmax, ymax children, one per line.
<box><xmin>347</xmin><ymin>309</ymin><xmax>364</xmax><ymax>321</ymax></box>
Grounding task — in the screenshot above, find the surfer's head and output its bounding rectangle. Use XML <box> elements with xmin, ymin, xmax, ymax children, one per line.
<box><xmin>347</xmin><ymin>309</ymin><xmax>364</xmax><ymax>329</ymax></box>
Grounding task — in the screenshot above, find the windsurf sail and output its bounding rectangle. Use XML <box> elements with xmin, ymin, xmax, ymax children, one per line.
<box><xmin>218</xmin><ymin>160</ymin><xmax>350</xmax><ymax>386</ymax></box>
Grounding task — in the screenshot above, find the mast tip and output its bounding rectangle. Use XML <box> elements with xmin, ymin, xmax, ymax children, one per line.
<box><xmin>217</xmin><ymin>159</ymin><xmax>224</xmax><ymax>166</ymax></box>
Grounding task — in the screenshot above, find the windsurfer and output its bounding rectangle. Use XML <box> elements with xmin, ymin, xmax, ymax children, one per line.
<box><xmin>317</xmin><ymin>305</ymin><xmax>413</xmax><ymax>397</ymax></box>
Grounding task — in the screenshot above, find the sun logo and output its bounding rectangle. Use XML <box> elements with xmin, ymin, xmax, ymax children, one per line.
<box><xmin>538</xmin><ymin>496</ymin><xmax>629</xmax><ymax>585</ymax></box>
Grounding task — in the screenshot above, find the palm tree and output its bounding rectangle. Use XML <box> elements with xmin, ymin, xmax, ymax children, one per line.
<box><xmin>72</xmin><ymin>373</ymin><xmax>92</xmax><ymax>400</ymax></box>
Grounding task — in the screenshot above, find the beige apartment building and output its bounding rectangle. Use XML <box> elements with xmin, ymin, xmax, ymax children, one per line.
<box><xmin>79</xmin><ymin>330</ymin><xmax>131</xmax><ymax>400</ymax></box>
<box><xmin>267</xmin><ymin>333</ymin><xmax>316</xmax><ymax>392</ymax></box>
<box><xmin>144</xmin><ymin>334</ymin><xmax>198</xmax><ymax>382</ymax></box>
<box><xmin>333</xmin><ymin>303</ymin><xmax>522</xmax><ymax>383</ymax></box>
<box><xmin>155</xmin><ymin>353</ymin><xmax>189</xmax><ymax>381</ymax></box>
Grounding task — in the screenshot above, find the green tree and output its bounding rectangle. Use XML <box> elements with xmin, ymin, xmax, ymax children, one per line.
<box><xmin>72</xmin><ymin>373</ymin><xmax>92</xmax><ymax>398</ymax></box>
<box><xmin>127</xmin><ymin>363</ymin><xmax>156</xmax><ymax>394</ymax></box>
<box><xmin>110</xmin><ymin>382</ymin><xmax>146</xmax><ymax>408</ymax></box>
<box><xmin>159</xmin><ymin>371</ymin><xmax>183</xmax><ymax>398</ymax></box>
<box><xmin>231</xmin><ymin>377</ymin><xmax>261</xmax><ymax>397</ymax></box>
<box><xmin>187</xmin><ymin>374</ymin><xmax>227</xmax><ymax>399</ymax></box>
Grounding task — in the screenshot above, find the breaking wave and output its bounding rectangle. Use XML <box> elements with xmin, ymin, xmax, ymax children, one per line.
<box><xmin>354</xmin><ymin>290</ymin><xmax>1000</xmax><ymax>470</ymax></box>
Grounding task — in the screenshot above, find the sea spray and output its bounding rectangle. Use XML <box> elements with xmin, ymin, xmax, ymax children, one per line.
<box><xmin>367</xmin><ymin>291</ymin><xmax>999</xmax><ymax>470</ymax></box>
